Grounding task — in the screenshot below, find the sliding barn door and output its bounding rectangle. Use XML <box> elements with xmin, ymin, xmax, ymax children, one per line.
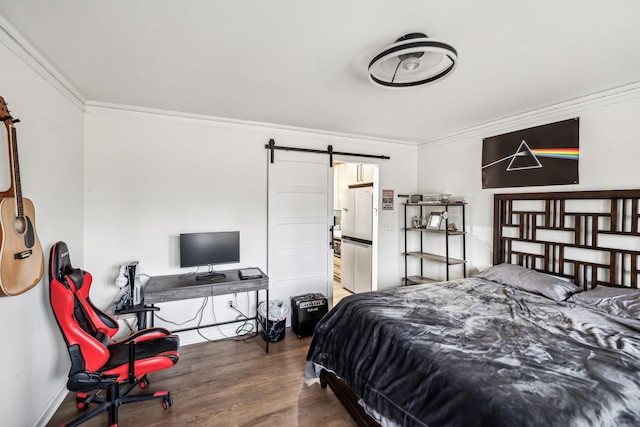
<box><xmin>267</xmin><ymin>150</ymin><xmax>334</xmax><ymax>317</ymax></box>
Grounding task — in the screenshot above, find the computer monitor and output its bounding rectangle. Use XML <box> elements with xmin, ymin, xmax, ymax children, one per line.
<box><xmin>179</xmin><ymin>231</ymin><xmax>240</xmax><ymax>276</ymax></box>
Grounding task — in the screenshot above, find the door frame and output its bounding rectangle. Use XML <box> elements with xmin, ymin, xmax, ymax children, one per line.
<box><xmin>334</xmin><ymin>158</ymin><xmax>379</xmax><ymax>292</ymax></box>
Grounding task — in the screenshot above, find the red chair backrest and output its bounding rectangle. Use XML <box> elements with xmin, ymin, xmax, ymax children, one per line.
<box><xmin>49</xmin><ymin>241</ymin><xmax>119</xmax><ymax>372</ymax></box>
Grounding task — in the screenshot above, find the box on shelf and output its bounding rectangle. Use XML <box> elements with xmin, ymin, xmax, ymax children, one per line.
<box><xmin>447</xmin><ymin>195</ymin><xmax>466</xmax><ymax>203</ymax></box>
<box><xmin>420</xmin><ymin>194</ymin><xmax>451</xmax><ymax>203</ymax></box>
<box><xmin>409</xmin><ymin>194</ymin><xmax>465</xmax><ymax>204</ymax></box>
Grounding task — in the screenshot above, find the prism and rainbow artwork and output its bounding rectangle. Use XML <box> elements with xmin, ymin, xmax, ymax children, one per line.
<box><xmin>481</xmin><ymin>118</ymin><xmax>579</xmax><ymax>188</ymax></box>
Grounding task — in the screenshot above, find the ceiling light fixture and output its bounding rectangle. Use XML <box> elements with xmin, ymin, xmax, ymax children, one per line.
<box><xmin>368</xmin><ymin>32</ymin><xmax>458</xmax><ymax>88</ymax></box>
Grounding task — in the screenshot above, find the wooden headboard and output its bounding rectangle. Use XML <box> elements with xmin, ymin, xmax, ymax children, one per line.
<box><xmin>493</xmin><ymin>189</ymin><xmax>640</xmax><ymax>290</ymax></box>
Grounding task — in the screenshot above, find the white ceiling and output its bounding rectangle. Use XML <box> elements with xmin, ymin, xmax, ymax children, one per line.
<box><xmin>1</xmin><ymin>1</ymin><xmax>640</xmax><ymax>144</ymax></box>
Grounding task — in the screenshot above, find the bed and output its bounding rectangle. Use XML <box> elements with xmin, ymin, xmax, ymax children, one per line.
<box><xmin>306</xmin><ymin>189</ymin><xmax>640</xmax><ymax>426</ymax></box>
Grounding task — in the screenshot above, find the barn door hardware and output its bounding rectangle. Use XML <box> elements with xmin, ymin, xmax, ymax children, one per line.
<box><xmin>266</xmin><ymin>139</ymin><xmax>390</xmax><ymax>167</ymax></box>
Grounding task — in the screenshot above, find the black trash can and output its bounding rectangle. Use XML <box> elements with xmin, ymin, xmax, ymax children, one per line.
<box><xmin>258</xmin><ymin>300</ymin><xmax>288</xmax><ymax>342</ymax></box>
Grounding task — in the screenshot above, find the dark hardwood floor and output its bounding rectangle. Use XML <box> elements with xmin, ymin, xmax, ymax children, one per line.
<box><xmin>47</xmin><ymin>329</ymin><xmax>355</xmax><ymax>427</ymax></box>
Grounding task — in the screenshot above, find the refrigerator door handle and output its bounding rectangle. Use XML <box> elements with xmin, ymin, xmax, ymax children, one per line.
<box><xmin>347</xmin><ymin>239</ymin><xmax>371</xmax><ymax>248</ymax></box>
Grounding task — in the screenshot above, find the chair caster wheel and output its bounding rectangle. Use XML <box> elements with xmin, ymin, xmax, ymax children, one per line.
<box><xmin>76</xmin><ymin>396</ymin><xmax>89</xmax><ymax>410</ymax></box>
<box><xmin>162</xmin><ymin>395</ymin><xmax>173</xmax><ymax>409</ymax></box>
<box><xmin>139</xmin><ymin>377</ymin><xmax>150</xmax><ymax>389</ymax></box>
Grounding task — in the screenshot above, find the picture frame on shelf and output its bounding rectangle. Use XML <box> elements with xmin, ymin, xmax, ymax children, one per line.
<box><xmin>426</xmin><ymin>212</ymin><xmax>442</xmax><ymax>230</ymax></box>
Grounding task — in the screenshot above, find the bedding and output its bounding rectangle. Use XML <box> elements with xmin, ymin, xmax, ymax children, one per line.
<box><xmin>475</xmin><ymin>263</ymin><xmax>581</xmax><ymax>301</ymax></box>
<box><xmin>306</xmin><ymin>277</ymin><xmax>640</xmax><ymax>427</ymax></box>
<box><xmin>567</xmin><ymin>286</ymin><xmax>640</xmax><ymax>320</ymax></box>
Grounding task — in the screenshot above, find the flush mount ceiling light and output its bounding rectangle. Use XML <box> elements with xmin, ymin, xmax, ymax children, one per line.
<box><xmin>368</xmin><ymin>32</ymin><xmax>458</xmax><ymax>88</ymax></box>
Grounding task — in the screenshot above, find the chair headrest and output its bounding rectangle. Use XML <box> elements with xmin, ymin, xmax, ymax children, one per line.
<box><xmin>50</xmin><ymin>241</ymin><xmax>73</xmax><ymax>284</ymax></box>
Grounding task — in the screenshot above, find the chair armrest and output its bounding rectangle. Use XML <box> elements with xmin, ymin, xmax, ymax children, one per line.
<box><xmin>120</xmin><ymin>327</ymin><xmax>173</xmax><ymax>343</ymax></box>
<box><xmin>67</xmin><ymin>370</ymin><xmax>118</xmax><ymax>392</ymax></box>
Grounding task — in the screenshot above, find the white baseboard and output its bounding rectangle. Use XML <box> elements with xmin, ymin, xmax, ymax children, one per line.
<box><xmin>35</xmin><ymin>380</ymin><xmax>69</xmax><ymax>427</ymax></box>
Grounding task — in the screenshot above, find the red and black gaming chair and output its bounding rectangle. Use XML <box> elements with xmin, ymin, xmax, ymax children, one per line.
<box><xmin>49</xmin><ymin>241</ymin><xmax>180</xmax><ymax>427</ymax></box>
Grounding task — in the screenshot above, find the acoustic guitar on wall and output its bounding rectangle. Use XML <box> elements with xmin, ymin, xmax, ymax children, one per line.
<box><xmin>0</xmin><ymin>97</ymin><xmax>44</xmax><ymax>296</ymax></box>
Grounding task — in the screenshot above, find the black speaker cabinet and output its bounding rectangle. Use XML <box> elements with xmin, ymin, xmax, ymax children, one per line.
<box><xmin>291</xmin><ymin>293</ymin><xmax>328</xmax><ymax>338</ymax></box>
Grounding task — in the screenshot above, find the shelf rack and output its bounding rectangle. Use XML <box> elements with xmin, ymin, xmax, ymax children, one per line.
<box><xmin>402</xmin><ymin>202</ymin><xmax>467</xmax><ymax>285</ymax></box>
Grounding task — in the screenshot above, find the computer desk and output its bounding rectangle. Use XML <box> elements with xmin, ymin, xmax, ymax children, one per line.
<box><xmin>143</xmin><ymin>268</ymin><xmax>270</xmax><ymax>353</ymax></box>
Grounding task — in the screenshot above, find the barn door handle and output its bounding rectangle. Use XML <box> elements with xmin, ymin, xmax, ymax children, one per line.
<box><xmin>329</xmin><ymin>226</ymin><xmax>334</xmax><ymax>248</ymax></box>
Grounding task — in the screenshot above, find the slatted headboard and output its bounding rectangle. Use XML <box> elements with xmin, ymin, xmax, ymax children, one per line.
<box><xmin>493</xmin><ymin>189</ymin><xmax>640</xmax><ymax>290</ymax></box>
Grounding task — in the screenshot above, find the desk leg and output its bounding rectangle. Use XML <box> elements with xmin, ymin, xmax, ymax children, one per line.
<box><xmin>137</xmin><ymin>310</ymin><xmax>147</xmax><ymax>330</ymax></box>
<box><xmin>150</xmin><ymin>304</ymin><xmax>155</xmax><ymax>328</ymax></box>
<box><xmin>257</xmin><ymin>289</ymin><xmax>269</xmax><ymax>354</ymax></box>
<box><xmin>266</xmin><ymin>288</ymin><xmax>269</xmax><ymax>353</ymax></box>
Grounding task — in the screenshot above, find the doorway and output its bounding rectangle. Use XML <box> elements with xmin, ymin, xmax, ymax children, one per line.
<box><xmin>332</xmin><ymin>161</ymin><xmax>378</xmax><ymax>306</ymax></box>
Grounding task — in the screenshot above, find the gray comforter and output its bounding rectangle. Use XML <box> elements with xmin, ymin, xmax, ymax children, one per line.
<box><xmin>306</xmin><ymin>278</ymin><xmax>640</xmax><ymax>426</ymax></box>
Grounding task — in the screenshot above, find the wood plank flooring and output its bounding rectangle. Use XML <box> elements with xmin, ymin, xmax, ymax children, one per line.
<box><xmin>46</xmin><ymin>330</ymin><xmax>356</xmax><ymax>427</ymax></box>
<box><xmin>333</xmin><ymin>280</ymin><xmax>352</xmax><ymax>306</ymax></box>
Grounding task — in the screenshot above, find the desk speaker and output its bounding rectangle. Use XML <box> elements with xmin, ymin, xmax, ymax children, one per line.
<box><xmin>291</xmin><ymin>293</ymin><xmax>328</xmax><ymax>338</ymax></box>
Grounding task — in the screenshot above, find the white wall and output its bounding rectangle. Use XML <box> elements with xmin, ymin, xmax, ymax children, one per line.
<box><xmin>0</xmin><ymin>42</ymin><xmax>85</xmax><ymax>426</ymax></box>
<box><xmin>83</xmin><ymin>107</ymin><xmax>418</xmax><ymax>343</ymax></box>
<box><xmin>416</xmin><ymin>85</ymin><xmax>640</xmax><ymax>275</ymax></box>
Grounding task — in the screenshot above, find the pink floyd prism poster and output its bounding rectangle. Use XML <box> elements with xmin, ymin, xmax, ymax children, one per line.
<box><xmin>481</xmin><ymin>118</ymin><xmax>579</xmax><ymax>189</ymax></box>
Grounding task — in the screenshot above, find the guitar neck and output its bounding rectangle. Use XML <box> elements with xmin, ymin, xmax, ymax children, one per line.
<box><xmin>8</xmin><ymin>124</ymin><xmax>24</xmax><ymax>218</ymax></box>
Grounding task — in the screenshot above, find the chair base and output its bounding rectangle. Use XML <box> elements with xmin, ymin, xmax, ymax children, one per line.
<box><xmin>64</xmin><ymin>376</ymin><xmax>172</xmax><ymax>427</ymax></box>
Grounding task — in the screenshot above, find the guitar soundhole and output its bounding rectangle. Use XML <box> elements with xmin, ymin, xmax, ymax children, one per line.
<box><xmin>14</xmin><ymin>216</ymin><xmax>27</xmax><ymax>234</ymax></box>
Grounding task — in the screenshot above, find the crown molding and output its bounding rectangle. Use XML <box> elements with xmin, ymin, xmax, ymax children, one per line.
<box><xmin>0</xmin><ymin>13</ymin><xmax>85</xmax><ymax>110</ymax></box>
<box><xmin>85</xmin><ymin>101</ymin><xmax>418</xmax><ymax>149</ymax></box>
<box><xmin>418</xmin><ymin>81</ymin><xmax>640</xmax><ymax>149</ymax></box>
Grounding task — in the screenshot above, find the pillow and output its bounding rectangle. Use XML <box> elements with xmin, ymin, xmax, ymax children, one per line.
<box><xmin>475</xmin><ymin>263</ymin><xmax>581</xmax><ymax>301</ymax></box>
<box><xmin>567</xmin><ymin>286</ymin><xmax>640</xmax><ymax>320</ymax></box>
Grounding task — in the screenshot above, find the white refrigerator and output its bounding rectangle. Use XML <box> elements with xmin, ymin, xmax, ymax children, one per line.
<box><xmin>340</xmin><ymin>186</ymin><xmax>373</xmax><ymax>293</ymax></box>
